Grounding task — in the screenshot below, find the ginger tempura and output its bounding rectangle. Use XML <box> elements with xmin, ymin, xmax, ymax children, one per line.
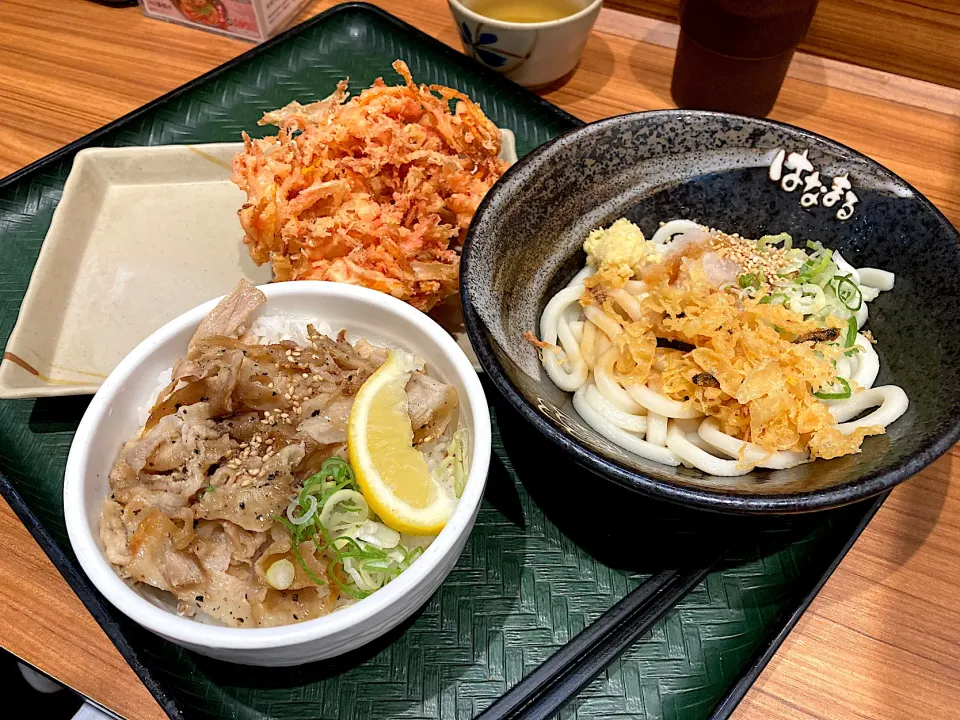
<box><xmin>232</xmin><ymin>60</ymin><xmax>507</xmax><ymax>311</ymax></box>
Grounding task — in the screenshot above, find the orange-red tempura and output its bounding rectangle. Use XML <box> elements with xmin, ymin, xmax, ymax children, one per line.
<box><xmin>232</xmin><ymin>60</ymin><xmax>507</xmax><ymax>311</ymax></box>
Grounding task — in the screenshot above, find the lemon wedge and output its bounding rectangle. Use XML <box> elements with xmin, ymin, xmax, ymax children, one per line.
<box><xmin>348</xmin><ymin>350</ymin><xmax>456</xmax><ymax>535</ymax></box>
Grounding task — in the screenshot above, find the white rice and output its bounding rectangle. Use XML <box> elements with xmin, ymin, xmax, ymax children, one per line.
<box><xmin>137</xmin><ymin>369</ymin><xmax>175</xmax><ymax>428</ymax></box>
<box><xmin>244</xmin><ymin>313</ymin><xmax>333</xmax><ymax>347</ymax></box>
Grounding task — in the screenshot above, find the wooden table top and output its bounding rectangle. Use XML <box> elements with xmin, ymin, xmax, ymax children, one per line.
<box><xmin>1</xmin><ymin>1</ymin><xmax>958</xmax><ymax>718</ymax></box>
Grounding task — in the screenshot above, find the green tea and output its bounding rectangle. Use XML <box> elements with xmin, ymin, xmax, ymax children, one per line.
<box><xmin>468</xmin><ymin>0</ymin><xmax>582</xmax><ymax>23</ymax></box>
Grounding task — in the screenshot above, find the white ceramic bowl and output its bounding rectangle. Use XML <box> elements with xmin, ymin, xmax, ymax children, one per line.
<box><xmin>63</xmin><ymin>281</ymin><xmax>491</xmax><ymax>666</ymax></box>
<box><xmin>448</xmin><ymin>0</ymin><xmax>603</xmax><ymax>87</ymax></box>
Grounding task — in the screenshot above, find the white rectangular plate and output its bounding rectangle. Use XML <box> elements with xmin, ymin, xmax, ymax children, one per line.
<box><xmin>0</xmin><ymin>138</ymin><xmax>510</xmax><ymax>398</ymax></box>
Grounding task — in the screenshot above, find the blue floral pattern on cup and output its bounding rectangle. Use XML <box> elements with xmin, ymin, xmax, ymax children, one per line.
<box><xmin>459</xmin><ymin>22</ymin><xmax>509</xmax><ymax>67</ymax></box>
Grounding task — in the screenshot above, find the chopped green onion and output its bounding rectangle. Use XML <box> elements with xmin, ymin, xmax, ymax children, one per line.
<box><xmin>844</xmin><ymin>316</ymin><xmax>858</xmax><ymax>348</ymax></box>
<box><xmin>265</xmin><ymin>559</ymin><xmax>295</xmax><ymax>590</ymax></box>
<box><xmin>325</xmin><ymin>544</ymin><xmax>370</xmax><ymax>599</ymax></box>
<box><xmin>814</xmin><ymin>377</ymin><xmax>852</xmax><ymax>400</ymax></box>
<box><xmin>448</xmin><ymin>429</ymin><xmax>469</xmax><ymax>498</ymax></box>
<box><xmin>275</xmin><ymin>513</ymin><xmax>315</xmax><ymax>545</ymax></box>
<box><xmin>328</xmin><ymin>536</ymin><xmax>388</xmax><ymax>560</ymax></box>
<box><xmin>273</xmin><ymin>515</ymin><xmax>302</xmax><ymax>538</ymax></box>
<box><xmin>272</xmin><ymin>515</ymin><xmax>327</xmax><ymax>586</ymax></box>
<box><xmin>834</xmin><ymin>275</ymin><xmax>862</xmax><ymax>311</ymax></box>
<box><xmin>760</xmin><ymin>292</ymin><xmax>787</xmax><ymax>306</ymax></box>
<box><xmin>332</xmin><ymin>573</ymin><xmax>369</xmax><ymax>600</ymax></box>
<box><xmin>758</xmin><ymin>232</ymin><xmax>792</xmax><ymax>250</ymax></box>
<box><xmin>298</xmin><ymin>457</ymin><xmax>356</xmax><ymax>506</ymax></box>
<box><xmin>312</xmin><ymin>515</ymin><xmax>330</xmax><ymax>547</ymax></box>
<box><xmin>738</xmin><ymin>273</ymin><xmax>762</xmax><ymax>289</ymax></box>
<box><xmin>798</xmin><ymin>248</ymin><xmax>833</xmax><ymax>282</ymax></box>
<box><xmin>291</xmin><ymin>543</ymin><xmax>326</xmax><ymax>586</ymax></box>
<box><xmin>275</xmin><ymin>455</ymin><xmax>431</xmax><ymax>601</ymax></box>
<box><xmin>288</xmin><ymin>494</ymin><xmax>318</xmax><ymax>525</ymax></box>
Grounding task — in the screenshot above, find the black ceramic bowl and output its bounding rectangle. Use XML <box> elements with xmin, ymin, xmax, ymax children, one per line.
<box><xmin>461</xmin><ymin>111</ymin><xmax>960</xmax><ymax>513</ymax></box>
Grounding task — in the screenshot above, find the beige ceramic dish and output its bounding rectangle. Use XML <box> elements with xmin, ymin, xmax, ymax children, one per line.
<box><xmin>0</xmin><ymin>131</ymin><xmax>516</xmax><ymax>399</ymax></box>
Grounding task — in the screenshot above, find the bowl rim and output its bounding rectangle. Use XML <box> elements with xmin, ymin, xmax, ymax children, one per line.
<box><xmin>447</xmin><ymin>0</ymin><xmax>603</xmax><ymax>31</ymax></box>
<box><xmin>63</xmin><ymin>280</ymin><xmax>491</xmax><ymax>649</ymax></box>
<box><xmin>461</xmin><ymin>108</ymin><xmax>960</xmax><ymax>514</ymax></box>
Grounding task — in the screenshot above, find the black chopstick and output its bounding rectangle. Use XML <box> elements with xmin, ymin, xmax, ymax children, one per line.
<box><xmin>476</xmin><ymin>547</ymin><xmax>727</xmax><ymax>720</ymax></box>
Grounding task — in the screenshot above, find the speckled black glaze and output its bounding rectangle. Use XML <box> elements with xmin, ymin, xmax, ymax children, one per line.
<box><xmin>461</xmin><ymin>110</ymin><xmax>960</xmax><ymax>514</ymax></box>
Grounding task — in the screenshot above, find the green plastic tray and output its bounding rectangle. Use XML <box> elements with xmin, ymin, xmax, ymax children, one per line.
<box><xmin>0</xmin><ymin>4</ymin><xmax>884</xmax><ymax>718</ymax></box>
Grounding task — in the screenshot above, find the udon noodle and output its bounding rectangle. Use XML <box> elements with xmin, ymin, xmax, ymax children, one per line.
<box><xmin>530</xmin><ymin>219</ymin><xmax>908</xmax><ymax>476</ymax></box>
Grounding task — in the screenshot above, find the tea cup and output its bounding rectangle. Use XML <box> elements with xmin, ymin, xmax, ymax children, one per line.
<box><xmin>447</xmin><ymin>0</ymin><xmax>603</xmax><ymax>87</ymax></box>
